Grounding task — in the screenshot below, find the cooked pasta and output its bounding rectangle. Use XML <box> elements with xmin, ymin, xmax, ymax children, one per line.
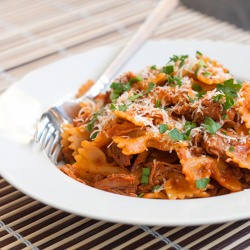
<box><xmin>60</xmin><ymin>51</ymin><xmax>250</xmax><ymax>199</ymax></box>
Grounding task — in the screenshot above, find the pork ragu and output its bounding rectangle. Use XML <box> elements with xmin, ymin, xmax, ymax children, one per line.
<box><xmin>60</xmin><ymin>51</ymin><xmax>250</xmax><ymax>199</ymax></box>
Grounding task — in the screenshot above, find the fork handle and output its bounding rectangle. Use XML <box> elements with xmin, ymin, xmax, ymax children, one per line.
<box><xmin>84</xmin><ymin>0</ymin><xmax>179</xmax><ymax>98</ymax></box>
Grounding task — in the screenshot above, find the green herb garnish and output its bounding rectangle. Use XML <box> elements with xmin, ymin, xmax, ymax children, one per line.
<box><xmin>184</xmin><ymin>121</ymin><xmax>197</xmax><ymax>136</ymax></box>
<box><xmin>162</xmin><ymin>65</ymin><xmax>174</xmax><ymax>75</ymax></box>
<box><xmin>194</xmin><ymin>67</ymin><xmax>200</xmax><ymax>77</ymax></box>
<box><xmin>169</xmin><ymin>54</ymin><xmax>188</xmax><ymax>68</ymax></box>
<box><xmin>110</xmin><ymin>103</ymin><xmax>116</xmax><ymax>110</ymax></box>
<box><xmin>188</xmin><ymin>96</ymin><xmax>197</xmax><ymax>103</ymax></box>
<box><xmin>228</xmin><ymin>146</ymin><xmax>235</xmax><ymax>152</ymax></box>
<box><xmin>213</xmin><ymin>94</ymin><xmax>224</xmax><ymax>103</ymax></box>
<box><xmin>141</xmin><ymin>168</ymin><xmax>151</xmax><ymax>184</ymax></box>
<box><xmin>110</xmin><ymin>82</ymin><xmax>125</xmax><ymax>102</ymax></box>
<box><xmin>118</xmin><ymin>104</ymin><xmax>129</xmax><ymax>112</ymax></box>
<box><xmin>204</xmin><ymin>117</ymin><xmax>222</xmax><ymax>135</ymax></box>
<box><xmin>146</xmin><ymin>82</ymin><xmax>156</xmax><ymax>93</ymax></box>
<box><xmin>192</xmin><ymin>84</ymin><xmax>203</xmax><ymax>92</ymax></box>
<box><xmin>196</xmin><ymin>51</ymin><xmax>203</xmax><ymax>58</ymax></box>
<box><xmin>159</xmin><ymin>124</ymin><xmax>169</xmax><ymax>134</ymax></box>
<box><xmin>223</xmin><ymin>95</ymin><xmax>235</xmax><ymax>110</ymax></box>
<box><xmin>196</xmin><ymin>178</ymin><xmax>210</xmax><ymax>189</ymax></box>
<box><xmin>128</xmin><ymin>92</ymin><xmax>143</xmax><ymax>101</ymax></box>
<box><xmin>196</xmin><ymin>91</ymin><xmax>206</xmax><ymax>99</ymax></box>
<box><xmin>173</xmin><ymin>76</ymin><xmax>182</xmax><ymax>86</ymax></box>
<box><xmin>155</xmin><ymin>99</ymin><xmax>161</xmax><ymax>108</ymax></box>
<box><xmin>150</xmin><ymin>65</ymin><xmax>157</xmax><ymax>70</ymax></box>
<box><xmin>129</xmin><ymin>76</ymin><xmax>142</xmax><ymax>84</ymax></box>
<box><xmin>87</xmin><ymin>112</ymin><xmax>99</xmax><ymax>132</ymax></box>
<box><xmin>168</xmin><ymin>128</ymin><xmax>185</xmax><ymax>141</ymax></box>
<box><xmin>203</xmin><ymin>71</ymin><xmax>211</xmax><ymax>77</ymax></box>
<box><xmin>90</xmin><ymin>131</ymin><xmax>98</xmax><ymax>140</ymax></box>
<box><xmin>109</xmin><ymin>77</ymin><xmax>142</xmax><ymax>102</ymax></box>
<box><xmin>216</xmin><ymin>78</ymin><xmax>242</xmax><ymax>97</ymax></box>
<box><xmin>152</xmin><ymin>185</ymin><xmax>161</xmax><ymax>192</ymax></box>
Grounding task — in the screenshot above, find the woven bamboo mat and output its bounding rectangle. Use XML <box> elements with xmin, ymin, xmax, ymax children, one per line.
<box><xmin>0</xmin><ymin>0</ymin><xmax>250</xmax><ymax>249</ymax></box>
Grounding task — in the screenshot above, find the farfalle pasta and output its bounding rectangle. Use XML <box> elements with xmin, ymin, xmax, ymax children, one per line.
<box><xmin>60</xmin><ymin>51</ymin><xmax>250</xmax><ymax>199</ymax></box>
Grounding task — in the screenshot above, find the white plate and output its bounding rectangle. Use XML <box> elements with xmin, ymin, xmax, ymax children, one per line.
<box><xmin>0</xmin><ymin>40</ymin><xmax>250</xmax><ymax>226</ymax></box>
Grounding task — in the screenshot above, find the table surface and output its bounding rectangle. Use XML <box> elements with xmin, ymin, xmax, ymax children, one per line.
<box><xmin>0</xmin><ymin>0</ymin><xmax>250</xmax><ymax>249</ymax></box>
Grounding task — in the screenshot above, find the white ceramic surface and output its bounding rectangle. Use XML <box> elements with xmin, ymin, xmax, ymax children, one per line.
<box><xmin>0</xmin><ymin>40</ymin><xmax>250</xmax><ymax>226</ymax></box>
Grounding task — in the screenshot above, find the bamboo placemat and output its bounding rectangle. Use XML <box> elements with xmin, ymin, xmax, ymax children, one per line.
<box><xmin>0</xmin><ymin>0</ymin><xmax>250</xmax><ymax>249</ymax></box>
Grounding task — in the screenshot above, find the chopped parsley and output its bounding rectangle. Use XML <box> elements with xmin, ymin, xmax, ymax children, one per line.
<box><xmin>191</xmin><ymin>84</ymin><xmax>205</xmax><ymax>99</ymax></box>
<box><xmin>228</xmin><ymin>146</ymin><xmax>235</xmax><ymax>152</ymax></box>
<box><xmin>222</xmin><ymin>114</ymin><xmax>228</xmax><ymax>120</ymax></box>
<box><xmin>173</xmin><ymin>76</ymin><xmax>182</xmax><ymax>86</ymax></box>
<box><xmin>169</xmin><ymin>54</ymin><xmax>188</xmax><ymax>68</ymax></box>
<box><xmin>196</xmin><ymin>178</ymin><xmax>210</xmax><ymax>189</ymax></box>
<box><xmin>152</xmin><ymin>185</ymin><xmax>161</xmax><ymax>192</ymax></box>
<box><xmin>167</xmin><ymin>75</ymin><xmax>183</xmax><ymax>87</ymax></box>
<box><xmin>141</xmin><ymin>168</ymin><xmax>151</xmax><ymax>184</ymax></box>
<box><xmin>194</xmin><ymin>67</ymin><xmax>200</xmax><ymax>77</ymax></box>
<box><xmin>223</xmin><ymin>95</ymin><xmax>235</xmax><ymax>110</ymax></box>
<box><xmin>162</xmin><ymin>64</ymin><xmax>174</xmax><ymax>75</ymax></box>
<box><xmin>118</xmin><ymin>104</ymin><xmax>129</xmax><ymax>112</ymax></box>
<box><xmin>110</xmin><ymin>76</ymin><xmax>142</xmax><ymax>102</ymax></box>
<box><xmin>155</xmin><ymin>99</ymin><xmax>161</xmax><ymax>108</ymax></box>
<box><xmin>90</xmin><ymin>131</ymin><xmax>98</xmax><ymax>140</ymax></box>
<box><xmin>146</xmin><ymin>82</ymin><xmax>156</xmax><ymax>93</ymax></box>
<box><xmin>204</xmin><ymin>117</ymin><xmax>222</xmax><ymax>135</ymax></box>
<box><xmin>184</xmin><ymin>121</ymin><xmax>197</xmax><ymax>136</ymax></box>
<box><xmin>87</xmin><ymin>112</ymin><xmax>99</xmax><ymax>132</ymax></box>
<box><xmin>196</xmin><ymin>91</ymin><xmax>206</xmax><ymax>99</ymax></box>
<box><xmin>216</xmin><ymin>78</ymin><xmax>242</xmax><ymax>97</ymax></box>
<box><xmin>159</xmin><ymin>124</ymin><xmax>169</xmax><ymax>134</ymax></box>
<box><xmin>188</xmin><ymin>96</ymin><xmax>197</xmax><ymax>103</ymax></box>
<box><xmin>168</xmin><ymin>128</ymin><xmax>185</xmax><ymax>141</ymax></box>
<box><xmin>110</xmin><ymin>82</ymin><xmax>124</xmax><ymax>102</ymax></box>
<box><xmin>138</xmin><ymin>193</ymin><xmax>145</xmax><ymax>198</ymax></box>
<box><xmin>213</xmin><ymin>94</ymin><xmax>224</xmax><ymax>103</ymax></box>
<box><xmin>110</xmin><ymin>103</ymin><xmax>116</xmax><ymax>110</ymax></box>
<box><xmin>192</xmin><ymin>84</ymin><xmax>203</xmax><ymax>92</ymax></box>
<box><xmin>196</xmin><ymin>51</ymin><xmax>203</xmax><ymax>58</ymax></box>
<box><xmin>150</xmin><ymin>65</ymin><xmax>157</xmax><ymax>70</ymax></box>
<box><xmin>213</xmin><ymin>93</ymin><xmax>235</xmax><ymax>111</ymax></box>
<box><xmin>203</xmin><ymin>71</ymin><xmax>211</xmax><ymax>77</ymax></box>
<box><xmin>128</xmin><ymin>92</ymin><xmax>143</xmax><ymax>101</ymax></box>
<box><xmin>194</xmin><ymin>60</ymin><xmax>206</xmax><ymax>77</ymax></box>
<box><xmin>128</xmin><ymin>82</ymin><xmax>155</xmax><ymax>102</ymax></box>
<box><xmin>129</xmin><ymin>76</ymin><xmax>142</xmax><ymax>84</ymax></box>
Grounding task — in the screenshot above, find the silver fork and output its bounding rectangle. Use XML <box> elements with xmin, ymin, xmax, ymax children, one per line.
<box><xmin>35</xmin><ymin>0</ymin><xmax>178</xmax><ymax>164</ymax></box>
